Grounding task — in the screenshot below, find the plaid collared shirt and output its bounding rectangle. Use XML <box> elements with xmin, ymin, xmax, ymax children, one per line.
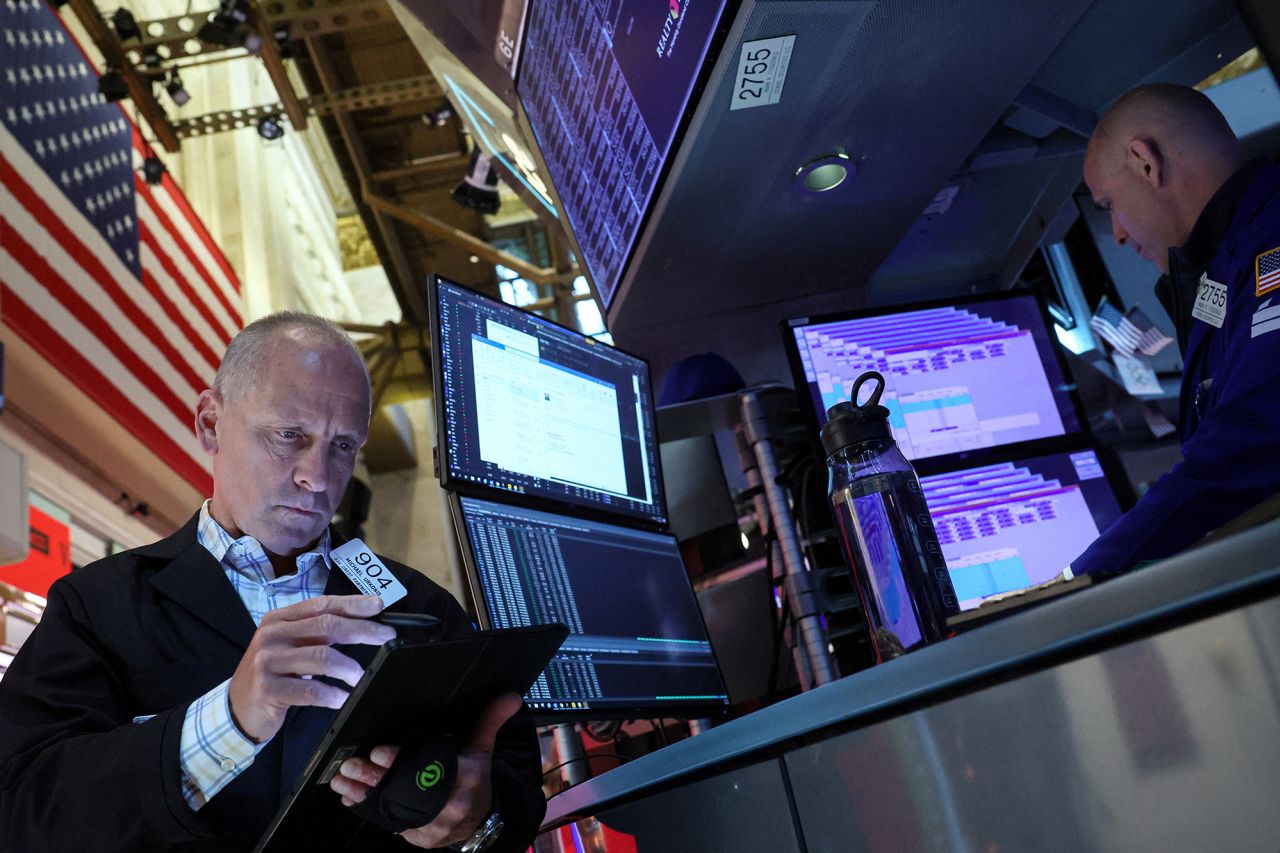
<box><xmin>174</xmin><ymin>501</ymin><xmax>333</xmax><ymax>810</ymax></box>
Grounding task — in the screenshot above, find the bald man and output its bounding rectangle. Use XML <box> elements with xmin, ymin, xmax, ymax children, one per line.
<box><xmin>1070</xmin><ymin>82</ymin><xmax>1280</xmax><ymax>575</ymax></box>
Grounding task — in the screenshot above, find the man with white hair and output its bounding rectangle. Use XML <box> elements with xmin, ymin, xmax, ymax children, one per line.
<box><xmin>1070</xmin><ymin>82</ymin><xmax>1280</xmax><ymax>575</ymax></box>
<box><xmin>0</xmin><ymin>312</ymin><xmax>543</xmax><ymax>851</ymax></box>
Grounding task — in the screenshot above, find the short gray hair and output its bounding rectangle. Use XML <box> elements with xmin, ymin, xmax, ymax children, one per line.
<box><xmin>212</xmin><ymin>311</ymin><xmax>370</xmax><ymax>408</ymax></box>
<box><xmin>1092</xmin><ymin>83</ymin><xmax>1241</xmax><ymax>164</ymax></box>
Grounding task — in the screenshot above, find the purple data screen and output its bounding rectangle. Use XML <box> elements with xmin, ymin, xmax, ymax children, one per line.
<box><xmin>921</xmin><ymin>450</ymin><xmax>1124</xmax><ymax>609</ymax></box>
<box><xmin>791</xmin><ymin>295</ymin><xmax>1080</xmax><ymax>461</ymax></box>
<box><xmin>517</xmin><ymin>0</ymin><xmax>727</xmax><ymax>309</ymax></box>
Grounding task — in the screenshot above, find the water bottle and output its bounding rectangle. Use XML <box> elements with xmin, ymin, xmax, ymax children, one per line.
<box><xmin>822</xmin><ymin>371</ymin><xmax>958</xmax><ymax>662</ymax></box>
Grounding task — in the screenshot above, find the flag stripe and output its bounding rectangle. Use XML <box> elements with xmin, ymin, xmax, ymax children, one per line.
<box><xmin>1</xmin><ymin>125</ymin><xmax>222</xmax><ymax>378</ymax></box>
<box><xmin>1</xmin><ymin>156</ymin><xmax>207</xmax><ymax>401</ymax></box>
<box><xmin>136</xmin><ymin>177</ymin><xmax>240</xmax><ymax>339</ymax></box>
<box><xmin>0</xmin><ymin>177</ymin><xmax>210</xmax><ymax>401</ymax></box>
<box><xmin>1</xmin><ymin>281</ymin><xmax>212</xmax><ymax>492</ymax></box>
<box><xmin>136</xmin><ymin>241</ymin><xmax>224</xmax><ymax>372</ymax></box>
<box><xmin>136</xmin><ymin>207</ymin><xmax>234</xmax><ymax>357</ymax></box>
<box><xmin>1</xmin><ymin>268</ymin><xmax>212</xmax><ymax>492</ymax></box>
<box><xmin>1</xmin><ymin>221</ymin><xmax>194</xmax><ymax>426</ymax></box>
<box><xmin>145</xmin><ymin>171</ymin><xmax>242</xmax><ymax>305</ymax></box>
<box><xmin>1</xmin><ymin>0</ymin><xmax>236</xmax><ymax>495</ymax></box>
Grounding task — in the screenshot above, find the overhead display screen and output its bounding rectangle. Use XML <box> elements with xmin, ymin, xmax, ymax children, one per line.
<box><xmin>786</xmin><ymin>293</ymin><xmax>1082</xmax><ymax>462</ymax></box>
<box><xmin>457</xmin><ymin>496</ymin><xmax>728</xmax><ymax>716</ymax></box>
<box><xmin>516</xmin><ymin>0</ymin><xmax>728</xmax><ymax>308</ymax></box>
<box><xmin>921</xmin><ymin>449</ymin><xmax>1124</xmax><ymax>610</ymax></box>
<box><xmin>433</xmin><ymin>277</ymin><xmax>667</xmax><ymax>525</ymax></box>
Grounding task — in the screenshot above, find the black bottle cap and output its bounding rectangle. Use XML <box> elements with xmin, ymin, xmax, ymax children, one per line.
<box><xmin>821</xmin><ymin>371</ymin><xmax>892</xmax><ymax>457</ymax></box>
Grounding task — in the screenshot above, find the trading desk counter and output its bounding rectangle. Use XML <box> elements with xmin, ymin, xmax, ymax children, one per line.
<box><xmin>537</xmin><ymin>517</ymin><xmax>1280</xmax><ymax>852</ymax></box>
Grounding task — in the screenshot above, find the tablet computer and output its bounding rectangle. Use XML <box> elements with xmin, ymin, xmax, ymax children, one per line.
<box><xmin>255</xmin><ymin>623</ymin><xmax>568</xmax><ymax>852</ymax></box>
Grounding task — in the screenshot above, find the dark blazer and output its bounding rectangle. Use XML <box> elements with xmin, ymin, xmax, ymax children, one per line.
<box><xmin>0</xmin><ymin>515</ymin><xmax>545</xmax><ymax>853</ymax></box>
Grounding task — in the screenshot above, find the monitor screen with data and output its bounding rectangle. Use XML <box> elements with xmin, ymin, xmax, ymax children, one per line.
<box><xmin>920</xmin><ymin>449</ymin><xmax>1125</xmax><ymax>610</ymax></box>
<box><xmin>516</xmin><ymin>0</ymin><xmax>728</xmax><ymax>308</ymax></box>
<box><xmin>785</xmin><ymin>292</ymin><xmax>1082</xmax><ymax>462</ymax></box>
<box><xmin>431</xmin><ymin>276</ymin><xmax>666</xmax><ymax>525</ymax></box>
<box><xmin>455</xmin><ymin>495</ymin><xmax>729</xmax><ymax>717</ymax></box>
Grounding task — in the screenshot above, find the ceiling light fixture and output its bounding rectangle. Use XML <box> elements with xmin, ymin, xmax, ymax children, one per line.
<box><xmin>256</xmin><ymin>115</ymin><xmax>285</xmax><ymax>141</ymax></box>
<box><xmin>795</xmin><ymin>151</ymin><xmax>855</xmax><ymax>193</ymax></box>
<box><xmin>164</xmin><ymin>70</ymin><xmax>190</xmax><ymax>107</ymax></box>
<box><xmin>197</xmin><ymin>0</ymin><xmax>261</xmax><ymax>54</ymax></box>
<box><xmin>142</xmin><ymin>155</ymin><xmax>166</xmax><ymax>185</ymax></box>
<box><xmin>451</xmin><ymin>149</ymin><xmax>500</xmax><ymax>215</ymax></box>
<box><xmin>110</xmin><ymin>8</ymin><xmax>141</xmax><ymax>42</ymax></box>
<box><xmin>97</xmin><ymin>70</ymin><xmax>130</xmax><ymax>103</ymax></box>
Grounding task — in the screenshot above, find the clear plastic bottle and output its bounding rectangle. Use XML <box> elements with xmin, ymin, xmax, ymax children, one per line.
<box><xmin>822</xmin><ymin>371</ymin><xmax>959</xmax><ymax>662</ymax></box>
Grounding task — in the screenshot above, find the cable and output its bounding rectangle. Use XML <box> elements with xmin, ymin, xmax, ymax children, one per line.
<box><xmin>542</xmin><ymin>753</ymin><xmax>628</xmax><ymax>778</ymax></box>
<box><xmin>765</xmin><ymin>593</ymin><xmax>792</xmax><ymax>699</ymax></box>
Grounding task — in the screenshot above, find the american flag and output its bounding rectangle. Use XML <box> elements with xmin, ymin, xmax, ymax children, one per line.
<box><xmin>1258</xmin><ymin>247</ymin><xmax>1280</xmax><ymax>297</ymax></box>
<box><xmin>1089</xmin><ymin>297</ymin><xmax>1142</xmax><ymax>357</ymax></box>
<box><xmin>1125</xmin><ymin>305</ymin><xmax>1174</xmax><ymax>357</ymax></box>
<box><xmin>1</xmin><ymin>0</ymin><xmax>241</xmax><ymax>494</ymax></box>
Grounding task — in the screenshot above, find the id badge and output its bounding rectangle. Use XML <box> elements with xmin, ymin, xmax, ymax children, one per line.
<box><xmin>1191</xmin><ymin>273</ymin><xmax>1227</xmax><ymax>328</ymax></box>
<box><xmin>332</xmin><ymin>538</ymin><xmax>408</xmax><ymax>607</ymax></box>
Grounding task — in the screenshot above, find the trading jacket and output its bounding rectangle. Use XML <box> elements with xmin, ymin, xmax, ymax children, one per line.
<box><xmin>0</xmin><ymin>514</ymin><xmax>546</xmax><ymax>852</ymax></box>
<box><xmin>1072</xmin><ymin>158</ymin><xmax>1280</xmax><ymax>575</ymax></box>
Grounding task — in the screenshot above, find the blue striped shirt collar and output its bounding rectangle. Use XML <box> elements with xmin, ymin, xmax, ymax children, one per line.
<box><xmin>196</xmin><ymin>500</ymin><xmax>333</xmax><ymax>583</ymax></box>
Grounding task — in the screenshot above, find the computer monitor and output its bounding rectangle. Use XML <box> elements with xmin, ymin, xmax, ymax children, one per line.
<box><xmin>430</xmin><ymin>275</ymin><xmax>667</xmax><ymax>527</ymax></box>
<box><xmin>919</xmin><ymin>448</ymin><xmax>1128</xmax><ymax>610</ymax></box>
<box><xmin>451</xmin><ymin>495</ymin><xmax>730</xmax><ymax>719</ymax></box>
<box><xmin>784</xmin><ymin>291</ymin><xmax>1083</xmax><ymax>462</ymax></box>
<box><xmin>515</xmin><ymin>0</ymin><xmax>730</xmax><ymax>309</ymax></box>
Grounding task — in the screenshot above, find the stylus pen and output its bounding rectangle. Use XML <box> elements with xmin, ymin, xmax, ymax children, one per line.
<box><xmin>373</xmin><ymin>612</ymin><xmax>442</xmax><ymax>629</ymax></box>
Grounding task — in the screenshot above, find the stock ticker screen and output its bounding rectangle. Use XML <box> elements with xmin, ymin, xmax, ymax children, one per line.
<box><xmin>787</xmin><ymin>294</ymin><xmax>1082</xmax><ymax>462</ymax></box>
<box><xmin>434</xmin><ymin>278</ymin><xmax>667</xmax><ymax>525</ymax></box>
<box><xmin>921</xmin><ymin>449</ymin><xmax>1124</xmax><ymax>610</ymax></box>
<box><xmin>458</xmin><ymin>496</ymin><xmax>728</xmax><ymax>715</ymax></box>
<box><xmin>516</xmin><ymin>0</ymin><xmax>728</xmax><ymax>308</ymax></box>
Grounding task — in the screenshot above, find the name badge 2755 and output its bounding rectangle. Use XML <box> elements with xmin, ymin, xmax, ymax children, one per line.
<box><xmin>731</xmin><ymin>35</ymin><xmax>796</xmax><ymax>112</ymax></box>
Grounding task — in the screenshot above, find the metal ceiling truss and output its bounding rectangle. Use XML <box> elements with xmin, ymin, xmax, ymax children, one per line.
<box><xmin>66</xmin><ymin>0</ymin><xmax>180</xmax><ymax>151</ymax></box>
<box><xmin>305</xmin><ymin>36</ymin><xmax>427</xmax><ymax>324</ymax></box>
<box><xmin>172</xmin><ymin>75</ymin><xmax>444</xmax><ymax>138</ymax></box>
<box><xmin>123</xmin><ymin>0</ymin><xmax>394</xmax><ymax>66</ymax></box>
<box><xmin>344</xmin><ymin>321</ymin><xmax>430</xmax><ymax>409</ymax></box>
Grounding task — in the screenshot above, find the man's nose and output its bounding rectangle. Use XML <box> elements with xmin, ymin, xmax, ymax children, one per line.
<box><xmin>294</xmin><ymin>442</ymin><xmax>330</xmax><ymax>493</ymax></box>
<box><xmin>1111</xmin><ymin>217</ymin><xmax>1128</xmax><ymax>246</ymax></box>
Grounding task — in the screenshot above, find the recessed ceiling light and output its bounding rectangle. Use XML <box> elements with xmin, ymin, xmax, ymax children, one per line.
<box><xmin>795</xmin><ymin>152</ymin><xmax>855</xmax><ymax>193</ymax></box>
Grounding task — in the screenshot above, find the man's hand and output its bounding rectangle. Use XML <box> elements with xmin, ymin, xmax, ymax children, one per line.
<box><xmin>329</xmin><ymin>692</ymin><xmax>523</xmax><ymax>848</ymax></box>
<box><xmin>228</xmin><ymin>595</ymin><xmax>395</xmax><ymax>743</ymax></box>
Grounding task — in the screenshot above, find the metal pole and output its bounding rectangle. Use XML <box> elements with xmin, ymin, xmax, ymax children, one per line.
<box><xmin>733</xmin><ymin>422</ymin><xmax>814</xmax><ymax>690</ymax></box>
<box><xmin>738</xmin><ymin>390</ymin><xmax>838</xmax><ymax>688</ymax></box>
<box><xmin>553</xmin><ymin>723</ymin><xmax>589</xmax><ymax>787</ymax></box>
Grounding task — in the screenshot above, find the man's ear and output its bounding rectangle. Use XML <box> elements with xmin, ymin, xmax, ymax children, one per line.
<box><xmin>194</xmin><ymin>390</ymin><xmax>221</xmax><ymax>456</ymax></box>
<box><xmin>1127</xmin><ymin>137</ymin><xmax>1165</xmax><ymax>189</ymax></box>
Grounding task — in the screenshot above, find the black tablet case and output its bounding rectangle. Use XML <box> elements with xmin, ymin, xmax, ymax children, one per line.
<box><xmin>255</xmin><ymin>623</ymin><xmax>568</xmax><ymax>852</ymax></box>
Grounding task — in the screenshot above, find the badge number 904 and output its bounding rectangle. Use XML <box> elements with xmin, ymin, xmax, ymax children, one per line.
<box><xmin>731</xmin><ymin>35</ymin><xmax>796</xmax><ymax>112</ymax></box>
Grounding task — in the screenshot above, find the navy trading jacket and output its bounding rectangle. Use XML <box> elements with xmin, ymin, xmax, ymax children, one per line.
<box><xmin>1071</xmin><ymin>159</ymin><xmax>1280</xmax><ymax>576</ymax></box>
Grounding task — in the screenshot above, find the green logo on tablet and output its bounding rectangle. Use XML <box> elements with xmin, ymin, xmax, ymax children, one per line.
<box><xmin>417</xmin><ymin>761</ymin><xmax>445</xmax><ymax>790</ymax></box>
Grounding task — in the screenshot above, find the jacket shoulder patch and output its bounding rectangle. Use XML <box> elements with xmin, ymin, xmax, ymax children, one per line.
<box><xmin>1257</xmin><ymin>246</ymin><xmax>1280</xmax><ymax>296</ymax></box>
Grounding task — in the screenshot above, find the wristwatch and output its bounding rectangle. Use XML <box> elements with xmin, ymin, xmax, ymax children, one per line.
<box><xmin>452</xmin><ymin>809</ymin><xmax>504</xmax><ymax>853</ymax></box>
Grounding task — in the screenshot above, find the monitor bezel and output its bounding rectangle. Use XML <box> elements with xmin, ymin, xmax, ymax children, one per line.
<box><xmin>427</xmin><ymin>273</ymin><xmax>670</xmax><ymax>531</ymax></box>
<box><xmin>512</xmin><ymin>0</ymin><xmax>740</xmax><ymax>311</ymax></box>
<box><xmin>780</xmin><ymin>287</ymin><xmax>1093</xmax><ymax>472</ymax></box>
<box><xmin>445</xmin><ymin>491</ymin><xmax>732</xmax><ymax>723</ymax></box>
<box><xmin>917</xmin><ymin>438</ymin><xmax>1136</xmax><ymax>513</ymax></box>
